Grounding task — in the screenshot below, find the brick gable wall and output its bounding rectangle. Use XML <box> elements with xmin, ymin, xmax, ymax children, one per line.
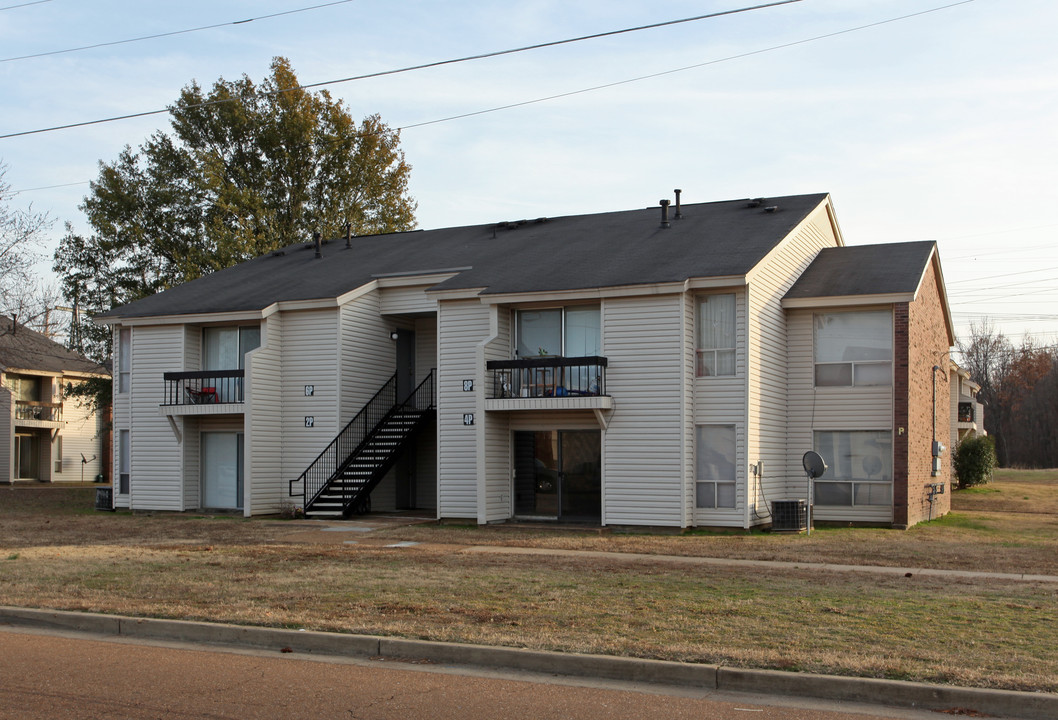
<box><xmin>893</xmin><ymin>258</ymin><xmax>952</xmax><ymax>528</ymax></box>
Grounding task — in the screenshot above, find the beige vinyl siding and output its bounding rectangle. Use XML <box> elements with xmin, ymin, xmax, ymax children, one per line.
<box><xmin>112</xmin><ymin>326</ymin><xmax>131</xmax><ymax>507</ymax></box>
<box><xmin>680</xmin><ymin>293</ymin><xmax>695</xmax><ymax>527</ymax></box>
<box><xmin>0</xmin><ymin>387</ymin><xmax>10</xmax><ymax>483</ymax></box>
<box><xmin>183</xmin><ymin>325</ymin><xmax>201</xmax><ymax>371</ymax></box>
<box><xmin>746</xmin><ymin>205</ymin><xmax>839</xmax><ymax>525</ymax></box>
<box><xmin>340</xmin><ymin>291</ymin><xmax>395</xmax><ymax>422</ymax></box>
<box><xmin>437</xmin><ymin>298</ymin><xmax>488</xmax><ymax>519</ymax></box>
<box><xmin>380</xmin><ymin>285</ymin><xmax>436</xmax><ymax>315</ymax></box>
<box><xmin>246</xmin><ymin>313</ymin><xmax>284</xmax><ymax>514</ymax></box>
<box><xmin>179</xmin><ymin>325</ymin><xmax>202</xmax><ymax>508</ymax></box>
<box><xmin>786</xmin><ymin>308</ymin><xmax>894</xmax><ymax>523</ymax></box>
<box><xmin>57</xmin><ymin>392</ymin><xmax>103</xmax><ymax>480</ymax></box>
<box><xmin>129</xmin><ymin>325</ymin><xmax>186</xmax><ymax>510</ymax></box>
<box><xmin>180</xmin><ymin>326</ymin><xmax>202</xmax><ymax>507</ymax></box>
<box><xmin>480</xmin><ymin>306</ymin><xmax>511</xmax><ymax>522</ymax></box>
<box><xmin>602</xmin><ymin>294</ymin><xmax>684</xmax><ymax>527</ymax></box>
<box><xmin>281</xmin><ymin>309</ymin><xmax>340</xmax><ymax>483</ymax></box>
<box><xmin>693</xmin><ymin>289</ymin><xmax>747</xmax><ymax>527</ymax></box>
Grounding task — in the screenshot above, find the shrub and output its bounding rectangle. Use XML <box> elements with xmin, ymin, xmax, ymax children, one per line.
<box><xmin>954</xmin><ymin>435</ymin><xmax>997</xmax><ymax>488</ymax></box>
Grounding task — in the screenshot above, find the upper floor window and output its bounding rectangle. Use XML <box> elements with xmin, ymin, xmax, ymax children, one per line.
<box><xmin>7</xmin><ymin>373</ymin><xmax>42</xmax><ymax>402</ymax></box>
<box><xmin>203</xmin><ymin>326</ymin><xmax>261</xmax><ymax>370</ymax></box>
<box><xmin>515</xmin><ymin>306</ymin><xmax>599</xmax><ymax>358</ymax></box>
<box><xmin>697</xmin><ymin>293</ymin><xmax>735</xmax><ymax>377</ymax></box>
<box><xmin>814</xmin><ymin>310</ymin><xmax>891</xmax><ymax>387</ymax></box>
<box><xmin>118</xmin><ymin>328</ymin><xmax>131</xmax><ymax>393</ymax></box>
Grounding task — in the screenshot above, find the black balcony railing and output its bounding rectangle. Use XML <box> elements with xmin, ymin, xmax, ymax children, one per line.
<box><xmin>486</xmin><ymin>356</ymin><xmax>607</xmax><ymax>399</ymax></box>
<box><xmin>162</xmin><ymin>370</ymin><xmax>245</xmax><ymax>406</ymax></box>
<box><xmin>958</xmin><ymin>401</ymin><xmax>975</xmax><ymax>423</ymax></box>
<box><xmin>15</xmin><ymin>400</ymin><xmax>62</xmax><ymax>422</ymax></box>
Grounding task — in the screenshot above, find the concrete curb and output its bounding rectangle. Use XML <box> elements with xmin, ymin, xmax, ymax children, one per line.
<box><xmin>3</xmin><ymin>606</ymin><xmax>1056</xmax><ymax>719</ymax></box>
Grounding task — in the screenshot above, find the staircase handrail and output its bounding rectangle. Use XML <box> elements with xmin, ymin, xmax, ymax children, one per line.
<box><xmin>331</xmin><ymin>369</ymin><xmax>435</xmax><ymax>516</ymax></box>
<box><xmin>289</xmin><ymin>372</ymin><xmax>397</xmax><ymax>505</ymax></box>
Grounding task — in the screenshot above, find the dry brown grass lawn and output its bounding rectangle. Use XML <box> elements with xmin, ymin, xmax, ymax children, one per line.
<box><xmin>2</xmin><ymin>471</ymin><xmax>1057</xmax><ymax>693</ymax></box>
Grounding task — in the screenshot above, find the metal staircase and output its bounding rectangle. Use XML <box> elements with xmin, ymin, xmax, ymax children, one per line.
<box><xmin>290</xmin><ymin>371</ymin><xmax>435</xmax><ymax>519</ymax></box>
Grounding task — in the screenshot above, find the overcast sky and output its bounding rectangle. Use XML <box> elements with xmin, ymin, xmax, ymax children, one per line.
<box><xmin>1</xmin><ymin>0</ymin><xmax>1055</xmax><ymax>349</ymax></box>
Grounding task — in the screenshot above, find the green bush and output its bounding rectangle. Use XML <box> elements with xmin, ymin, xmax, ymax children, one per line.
<box><xmin>954</xmin><ymin>435</ymin><xmax>997</xmax><ymax>488</ymax></box>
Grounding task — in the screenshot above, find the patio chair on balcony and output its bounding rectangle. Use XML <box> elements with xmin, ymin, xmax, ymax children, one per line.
<box><xmin>184</xmin><ymin>384</ymin><xmax>218</xmax><ymax>404</ymax></box>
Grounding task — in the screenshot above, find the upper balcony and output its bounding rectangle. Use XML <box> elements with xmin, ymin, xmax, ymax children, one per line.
<box><xmin>14</xmin><ymin>400</ymin><xmax>63</xmax><ymax>428</ymax></box>
<box><xmin>485</xmin><ymin>356</ymin><xmax>611</xmax><ymax>411</ymax></box>
<box><xmin>160</xmin><ymin>370</ymin><xmax>246</xmax><ymax>416</ymax></box>
<box><xmin>957</xmin><ymin>399</ymin><xmax>983</xmax><ymax>429</ymax></box>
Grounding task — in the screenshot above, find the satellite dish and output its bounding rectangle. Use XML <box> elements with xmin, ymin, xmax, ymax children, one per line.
<box><xmin>802</xmin><ymin>451</ymin><xmax>827</xmax><ymax>479</ymax></box>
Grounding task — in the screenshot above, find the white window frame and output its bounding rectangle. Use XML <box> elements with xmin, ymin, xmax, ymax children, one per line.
<box><xmin>695</xmin><ymin>424</ymin><xmax>737</xmax><ymax>509</ymax></box>
<box><xmin>813</xmin><ymin>310</ymin><xmax>892</xmax><ymax>387</ymax></box>
<box><xmin>118</xmin><ymin>428</ymin><xmax>130</xmax><ymax>495</ymax></box>
<box><xmin>696</xmin><ymin>293</ymin><xmax>736</xmax><ymax>377</ymax></box>
<box><xmin>813</xmin><ymin>429</ymin><xmax>893</xmax><ymax>507</ymax></box>
<box><xmin>513</xmin><ymin>305</ymin><xmax>600</xmax><ymax>358</ymax></box>
<box><xmin>118</xmin><ymin>328</ymin><xmax>131</xmax><ymax>394</ymax></box>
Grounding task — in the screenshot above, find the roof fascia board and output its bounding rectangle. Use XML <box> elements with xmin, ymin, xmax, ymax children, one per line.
<box><xmin>782</xmin><ymin>293</ymin><xmax>915</xmax><ymax>309</ymax></box>
<box><xmin>373</xmin><ymin>270</ymin><xmax>468</xmax><ymax>286</ymax></box>
<box><xmin>474</xmin><ymin>281</ymin><xmax>688</xmax><ymax>306</ymax></box>
<box><xmin>684</xmin><ymin>275</ymin><xmax>747</xmax><ymax>291</ymax></box>
<box><xmin>745</xmin><ymin>196</ymin><xmax>836</xmax><ymax>286</ymax></box>
<box><xmin>920</xmin><ymin>246</ymin><xmax>956</xmax><ymax>346</ymax></box>
<box><xmin>331</xmin><ymin>279</ymin><xmax>379</xmax><ymax>308</ymax></box>
<box><xmin>4</xmin><ymin>368</ymin><xmax>63</xmax><ymax>377</ymax></box>
<box><xmin>426</xmin><ymin>286</ymin><xmax>489</xmax><ymax>301</ymax></box>
<box><xmin>101</xmin><ymin>308</ymin><xmax>274</xmax><ymax>327</ymax></box>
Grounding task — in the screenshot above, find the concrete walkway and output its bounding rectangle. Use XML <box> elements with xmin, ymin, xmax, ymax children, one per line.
<box><xmin>2</xmin><ymin>606</ymin><xmax>1055</xmax><ymax>720</ymax></box>
<box><xmin>459</xmin><ymin>544</ymin><xmax>1058</xmax><ymax>584</ymax></box>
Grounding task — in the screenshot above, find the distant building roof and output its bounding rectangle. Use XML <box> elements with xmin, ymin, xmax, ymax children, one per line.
<box><xmin>98</xmin><ymin>193</ymin><xmax>832</xmax><ymax>320</ymax></box>
<box><xmin>784</xmin><ymin>241</ymin><xmax>938</xmax><ymax>301</ymax></box>
<box><xmin>0</xmin><ymin>317</ymin><xmax>109</xmax><ymax>376</ymax></box>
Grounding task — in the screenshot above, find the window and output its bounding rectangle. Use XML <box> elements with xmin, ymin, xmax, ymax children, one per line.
<box><xmin>696</xmin><ymin>425</ymin><xmax>736</xmax><ymax>509</ymax></box>
<box><xmin>118</xmin><ymin>328</ymin><xmax>131</xmax><ymax>393</ymax></box>
<box><xmin>813</xmin><ymin>430</ymin><xmax>892</xmax><ymax>506</ymax></box>
<box><xmin>515</xmin><ymin>306</ymin><xmax>600</xmax><ymax>358</ymax></box>
<box><xmin>118</xmin><ymin>429</ymin><xmax>130</xmax><ymax>495</ymax></box>
<box><xmin>814</xmin><ymin>310</ymin><xmax>891</xmax><ymax>387</ymax></box>
<box><xmin>203</xmin><ymin>325</ymin><xmax>261</xmax><ymax>370</ymax></box>
<box><xmin>697</xmin><ymin>294</ymin><xmax>735</xmax><ymax>376</ymax></box>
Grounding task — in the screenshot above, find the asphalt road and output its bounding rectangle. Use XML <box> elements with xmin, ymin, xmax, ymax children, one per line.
<box><xmin>0</xmin><ymin>628</ymin><xmax>958</xmax><ymax>720</ymax></box>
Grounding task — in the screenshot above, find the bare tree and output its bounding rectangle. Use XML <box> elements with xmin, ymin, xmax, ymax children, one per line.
<box><xmin>0</xmin><ymin>163</ymin><xmax>54</xmax><ymax>333</ymax></box>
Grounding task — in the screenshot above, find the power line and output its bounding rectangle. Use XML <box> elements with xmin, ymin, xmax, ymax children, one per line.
<box><xmin>0</xmin><ymin>1</ymin><xmax>359</xmax><ymax>63</ymax></box>
<box><xmin>0</xmin><ymin>1</ymin><xmax>806</xmax><ymax>140</ymax></box>
<box><xmin>0</xmin><ymin>0</ymin><xmax>51</xmax><ymax>10</ymax></box>
<box><xmin>7</xmin><ymin>180</ymin><xmax>90</xmax><ymax>197</ymax></box>
<box><xmin>946</xmin><ymin>265</ymin><xmax>1058</xmax><ymax>285</ymax></box>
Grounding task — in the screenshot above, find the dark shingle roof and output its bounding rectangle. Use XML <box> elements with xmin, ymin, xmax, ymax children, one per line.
<box><xmin>98</xmin><ymin>193</ymin><xmax>830</xmax><ymax>320</ymax></box>
<box><xmin>784</xmin><ymin>241</ymin><xmax>937</xmax><ymax>301</ymax></box>
<box><xmin>0</xmin><ymin>317</ymin><xmax>109</xmax><ymax>375</ymax></box>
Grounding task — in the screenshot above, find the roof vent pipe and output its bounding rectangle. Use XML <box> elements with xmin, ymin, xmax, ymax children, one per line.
<box><xmin>660</xmin><ymin>199</ymin><xmax>671</xmax><ymax>229</ymax></box>
<box><xmin>313</xmin><ymin>231</ymin><xmax>322</xmax><ymax>259</ymax></box>
<box><xmin>344</xmin><ymin>222</ymin><xmax>352</xmax><ymax>249</ymax></box>
<box><xmin>674</xmin><ymin>189</ymin><xmax>683</xmax><ymax>219</ymax></box>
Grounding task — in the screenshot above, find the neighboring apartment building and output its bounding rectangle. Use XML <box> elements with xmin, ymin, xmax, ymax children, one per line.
<box><xmin>96</xmin><ymin>192</ymin><xmax>955</xmax><ymax>528</ymax></box>
<box><xmin>950</xmin><ymin>361</ymin><xmax>986</xmax><ymax>452</ymax></box>
<box><xmin>0</xmin><ymin>316</ymin><xmax>109</xmax><ymax>484</ymax></box>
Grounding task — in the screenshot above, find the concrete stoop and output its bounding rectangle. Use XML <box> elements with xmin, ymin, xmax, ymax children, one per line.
<box><xmin>2</xmin><ymin>606</ymin><xmax>1054</xmax><ymax>720</ymax></box>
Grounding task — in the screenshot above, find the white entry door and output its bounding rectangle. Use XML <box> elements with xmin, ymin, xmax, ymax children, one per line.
<box><xmin>201</xmin><ymin>432</ymin><xmax>243</xmax><ymax>510</ymax></box>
